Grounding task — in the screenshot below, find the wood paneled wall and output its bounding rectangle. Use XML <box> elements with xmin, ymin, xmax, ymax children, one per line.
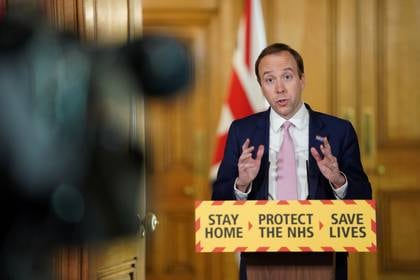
<box><xmin>374</xmin><ymin>1</ymin><xmax>420</xmax><ymax>279</ymax></box>
<box><xmin>263</xmin><ymin>0</ymin><xmax>332</xmax><ymax>114</ymax></box>
<box><xmin>378</xmin><ymin>0</ymin><xmax>420</xmax><ymax>148</ymax></box>
<box><xmin>260</xmin><ymin>1</ymin><xmax>420</xmax><ymax>280</ymax></box>
<box><xmin>43</xmin><ymin>0</ymin><xmax>420</xmax><ymax>279</ymax></box>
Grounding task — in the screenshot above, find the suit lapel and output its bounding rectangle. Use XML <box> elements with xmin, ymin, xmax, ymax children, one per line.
<box><xmin>255</xmin><ymin>108</ymin><xmax>270</xmax><ymax>199</ymax></box>
<box><xmin>307</xmin><ymin>105</ymin><xmax>326</xmax><ymax>199</ymax></box>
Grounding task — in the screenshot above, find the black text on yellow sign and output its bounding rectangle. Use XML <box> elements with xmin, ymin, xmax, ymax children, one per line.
<box><xmin>195</xmin><ymin>200</ymin><xmax>377</xmax><ymax>253</ymax></box>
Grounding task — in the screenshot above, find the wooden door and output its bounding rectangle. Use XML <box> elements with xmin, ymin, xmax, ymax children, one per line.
<box><xmin>46</xmin><ymin>1</ymin><xmax>147</xmax><ymax>279</ymax></box>
<box><xmin>142</xmin><ymin>1</ymin><xmax>240</xmax><ymax>280</ymax></box>
<box><xmin>363</xmin><ymin>0</ymin><xmax>420</xmax><ymax>279</ymax></box>
<box><xmin>79</xmin><ymin>1</ymin><xmax>147</xmax><ymax>279</ymax></box>
<box><xmin>326</xmin><ymin>1</ymin><xmax>420</xmax><ymax>279</ymax></box>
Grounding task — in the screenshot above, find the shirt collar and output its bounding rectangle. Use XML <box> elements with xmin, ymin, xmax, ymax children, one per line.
<box><xmin>270</xmin><ymin>102</ymin><xmax>309</xmax><ymax>132</ymax></box>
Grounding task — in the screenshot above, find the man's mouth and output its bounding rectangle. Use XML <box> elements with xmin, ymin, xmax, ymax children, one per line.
<box><xmin>276</xmin><ymin>99</ymin><xmax>288</xmax><ymax>106</ymax></box>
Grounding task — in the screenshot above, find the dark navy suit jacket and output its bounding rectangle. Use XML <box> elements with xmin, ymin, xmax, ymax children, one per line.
<box><xmin>212</xmin><ymin>104</ymin><xmax>372</xmax><ymax>279</ymax></box>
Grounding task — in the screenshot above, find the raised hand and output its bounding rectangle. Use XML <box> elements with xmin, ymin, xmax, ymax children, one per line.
<box><xmin>310</xmin><ymin>137</ymin><xmax>346</xmax><ymax>188</ymax></box>
<box><xmin>236</xmin><ymin>139</ymin><xmax>264</xmax><ymax>192</ymax></box>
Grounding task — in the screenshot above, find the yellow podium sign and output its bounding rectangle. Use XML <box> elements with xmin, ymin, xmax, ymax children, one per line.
<box><xmin>195</xmin><ymin>200</ymin><xmax>376</xmax><ymax>253</ymax></box>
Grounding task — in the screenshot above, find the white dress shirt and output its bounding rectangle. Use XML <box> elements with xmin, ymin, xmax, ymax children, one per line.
<box><xmin>235</xmin><ymin>103</ymin><xmax>347</xmax><ymax>200</ymax></box>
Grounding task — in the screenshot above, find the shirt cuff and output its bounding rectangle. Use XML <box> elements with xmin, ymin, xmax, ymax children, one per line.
<box><xmin>234</xmin><ymin>178</ymin><xmax>252</xmax><ymax>200</ymax></box>
<box><xmin>329</xmin><ymin>172</ymin><xmax>348</xmax><ymax>199</ymax></box>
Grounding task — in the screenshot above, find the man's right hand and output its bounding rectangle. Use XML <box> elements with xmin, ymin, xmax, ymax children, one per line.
<box><xmin>236</xmin><ymin>139</ymin><xmax>264</xmax><ymax>192</ymax></box>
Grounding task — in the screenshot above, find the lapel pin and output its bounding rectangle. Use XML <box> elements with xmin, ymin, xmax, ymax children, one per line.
<box><xmin>315</xmin><ymin>135</ymin><xmax>324</xmax><ymax>142</ymax></box>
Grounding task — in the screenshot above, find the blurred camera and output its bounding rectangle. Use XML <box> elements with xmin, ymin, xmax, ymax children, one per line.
<box><xmin>0</xmin><ymin>12</ymin><xmax>192</xmax><ymax>279</ymax></box>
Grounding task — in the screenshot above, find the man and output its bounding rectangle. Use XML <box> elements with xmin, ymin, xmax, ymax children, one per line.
<box><xmin>212</xmin><ymin>43</ymin><xmax>372</xmax><ymax>279</ymax></box>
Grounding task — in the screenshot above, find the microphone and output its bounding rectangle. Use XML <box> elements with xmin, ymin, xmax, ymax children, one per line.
<box><xmin>306</xmin><ymin>160</ymin><xmax>311</xmax><ymax>200</ymax></box>
<box><xmin>265</xmin><ymin>161</ymin><xmax>271</xmax><ymax>199</ymax></box>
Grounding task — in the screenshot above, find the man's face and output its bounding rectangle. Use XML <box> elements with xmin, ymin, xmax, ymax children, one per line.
<box><xmin>258</xmin><ymin>51</ymin><xmax>305</xmax><ymax>119</ymax></box>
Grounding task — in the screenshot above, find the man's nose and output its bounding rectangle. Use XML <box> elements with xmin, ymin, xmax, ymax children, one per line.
<box><xmin>275</xmin><ymin>80</ymin><xmax>285</xmax><ymax>93</ymax></box>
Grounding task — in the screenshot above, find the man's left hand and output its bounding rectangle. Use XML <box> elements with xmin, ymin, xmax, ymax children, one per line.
<box><xmin>310</xmin><ymin>137</ymin><xmax>346</xmax><ymax>189</ymax></box>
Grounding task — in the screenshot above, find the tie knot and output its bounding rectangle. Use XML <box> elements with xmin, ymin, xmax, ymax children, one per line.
<box><xmin>282</xmin><ymin>121</ymin><xmax>293</xmax><ymax>130</ymax></box>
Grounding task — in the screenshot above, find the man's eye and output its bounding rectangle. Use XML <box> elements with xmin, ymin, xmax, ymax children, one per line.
<box><xmin>282</xmin><ymin>73</ymin><xmax>293</xmax><ymax>81</ymax></box>
<box><xmin>265</xmin><ymin>77</ymin><xmax>275</xmax><ymax>84</ymax></box>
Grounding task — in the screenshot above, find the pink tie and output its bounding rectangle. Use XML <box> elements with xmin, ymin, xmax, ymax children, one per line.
<box><xmin>276</xmin><ymin>121</ymin><xmax>298</xmax><ymax>199</ymax></box>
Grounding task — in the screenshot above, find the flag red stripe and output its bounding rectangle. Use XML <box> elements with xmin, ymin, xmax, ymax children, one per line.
<box><xmin>211</xmin><ymin>132</ymin><xmax>228</xmax><ymax>165</ymax></box>
<box><xmin>210</xmin><ymin>0</ymin><xmax>266</xmax><ymax>180</ymax></box>
<box><xmin>227</xmin><ymin>71</ymin><xmax>253</xmax><ymax>119</ymax></box>
<box><xmin>244</xmin><ymin>0</ymin><xmax>251</xmax><ymax>70</ymax></box>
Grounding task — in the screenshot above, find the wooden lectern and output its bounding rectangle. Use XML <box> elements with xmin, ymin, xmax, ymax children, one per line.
<box><xmin>246</xmin><ymin>252</ymin><xmax>335</xmax><ymax>280</ymax></box>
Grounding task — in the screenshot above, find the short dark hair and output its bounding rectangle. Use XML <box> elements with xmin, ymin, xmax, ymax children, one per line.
<box><xmin>255</xmin><ymin>43</ymin><xmax>304</xmax><ymax>85</ymax></box>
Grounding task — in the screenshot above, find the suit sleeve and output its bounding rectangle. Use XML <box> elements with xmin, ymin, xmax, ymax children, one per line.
<box><xmin>339</xmin><ymin>121</ymin><xmax>372</xmax><ymax>199</ymax></box>
<box><xmin>212</xmin><ymin>122</ymin><xmax>241</xmax><ymax>201</ymax></box>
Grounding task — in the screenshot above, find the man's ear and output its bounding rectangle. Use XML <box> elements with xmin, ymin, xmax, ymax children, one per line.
<box><xmin>300</xmin><ymin>73</ymin><xmax>305</xmax><ymax>89</ymax></box>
